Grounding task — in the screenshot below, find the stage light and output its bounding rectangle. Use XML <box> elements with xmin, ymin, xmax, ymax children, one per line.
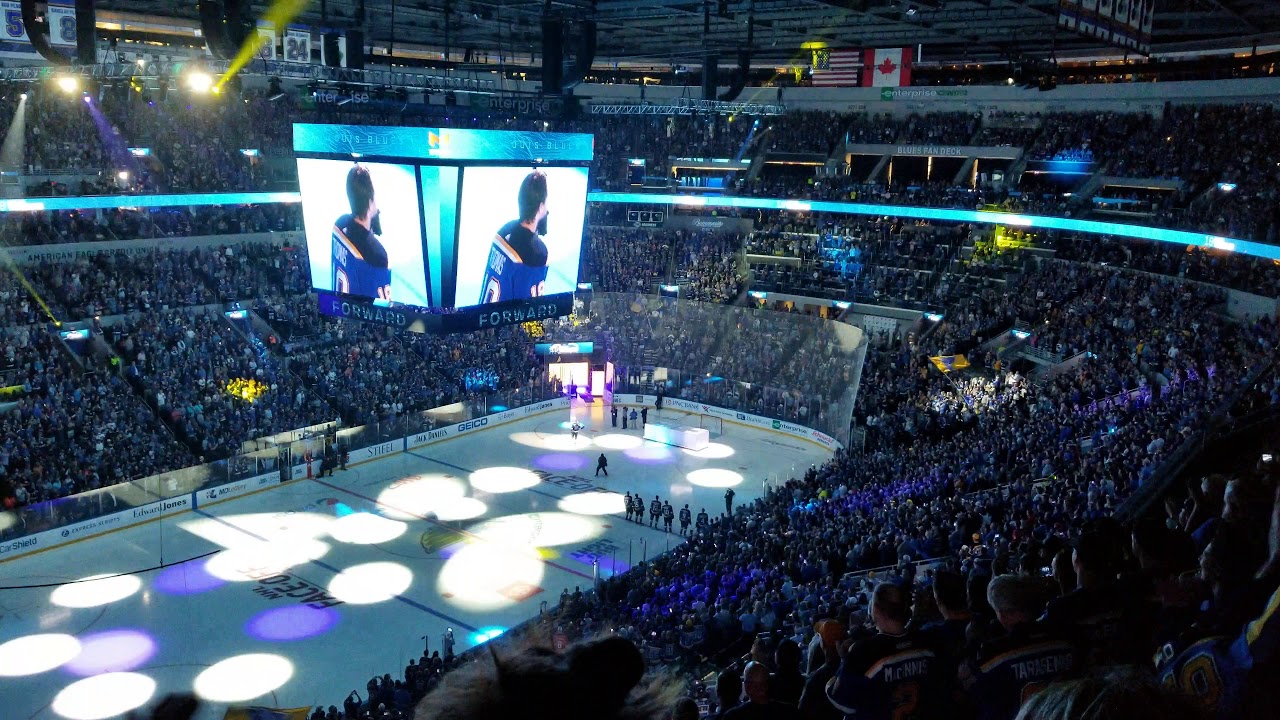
<box><xmin>82</xmin><ymin>93</ymin><xmax>90</xmax><ymax>103</ymax></box>
<box><xmin>686</xmin><ymin>468</ymin><xmax>745</xmax><ymax>488</ymax></box>
<box><xmin>194</xmin><ymin>653</ymin><xmax>294</xmax><ymax>702</ymax></box>
<box><xmin>0</xmin><ymin>634</ymin><xmax>81</xmax><ymax>676</ymax></box>
<box><xmin>624</xmin><ymin>444</ymin><xmax>675</xmax><ymax>463</ymax></box>
<box><xmin>57</xmin><ymin>76</ymin><xmax>78</xmax><ymax>93</ymax></box>
<box><xmin>438</xmin><ymin>543</ymin><xmax>546</xmax><ymax>611</ymax></box>
<box><xmin>681</xmin><ymin>442</ymin><xmax>735</xmax><ymax>458</ymax></box>
<box><xmin>63</xmin><ymin>630</ymin><xmax>157</xmax><ymax>676</ymax></box>
<box><xmin>469</xmin><ymin>626</ymin><xmax>508</xmax><ymax>645</ymax></box>
<box><xmin>469</xmin><ymin>466</ymin><xmax>542</xmax><ymax>494</ymax></box>
<box><xmin>329</xmin><ymin>511</ymin><xmax>407</xmax><ymax>544</ymax></box>
<box><xmin>470</xmin><ymin>512</ymin><xmax>602</xmax><ymax>547</ymax></box>
<box><xmin>204</xmin><ymin>538</ymin><xmax>331</xmax><ymax>582</ymax></box>
<box><xmin>245</xmin><ymin>606</ymin><xmax>340</xmax><ymax>642</ymax></box>
<box><xmin>376</xmin><ymin>473</ymin><xmax>468</xmax><ymax>520</ymax></box>
<box><xmin>436</xmin><ymin>496</ymin><xmax>488</xmax><ymax>521</ymax></box>
<box><xmin>117</xmin><ymin>171</ymin><xmax>129</xmax><ymax>181</ymax></box>
<box><xmin>53</xmin><ymin>672</ymin><xmax>156</xmax><ymax>720</ymax></box>
<box><xmin>328</xmin><ymin>561</ymin><xmax>413</xmax><ymax>604</ymax></box>
<box><xmin>136</xmin><ymin>58</ymin><xmax>146</xmax><ymax>67</ymax></box>
<box><xmin>18</xmin><ymin>92</ymin><xmax>26</xmax><ymax>100</ymax></box>
<box><xmin>51</xmin><ymin>573</ymin><xmax>142</xmax><ymax>608</ymax></box>
<box><xmin>558</xmin><ymin>492</ymin><xmax>628</xmax><ymax>516</ymax></box>
<box><xmin>593</xmin><ymin>433</ymin><xmax>643</xmax><ymax>450</ymax></box>
<box><xmin>186</xmin><ymin>71</ymin><xmax>213</xmax><ymax>93</ymax></box>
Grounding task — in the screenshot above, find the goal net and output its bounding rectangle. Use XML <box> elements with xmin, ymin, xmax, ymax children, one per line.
<box><xmin>698</xmin><ymin>414</ymin><xmax>724</xmax><ymax>437</ymax></box>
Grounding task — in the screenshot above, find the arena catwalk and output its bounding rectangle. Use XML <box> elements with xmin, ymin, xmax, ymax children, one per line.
<box><xmin>0</xmin><ymin>405</ymin><xmax>829</xmax><ymax>720</ymax></box>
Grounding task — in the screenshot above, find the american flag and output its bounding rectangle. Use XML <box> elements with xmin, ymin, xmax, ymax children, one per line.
<box><xmin>811</xmin><ymin>48</ymin><xmax>861</xmax><ymax>87</ymax></box>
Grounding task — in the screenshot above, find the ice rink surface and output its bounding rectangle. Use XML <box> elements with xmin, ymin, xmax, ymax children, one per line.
<box><xmin>0</xmin><ymin>405</ymin><xmax>830</xmax><ymax>719</ymax></box>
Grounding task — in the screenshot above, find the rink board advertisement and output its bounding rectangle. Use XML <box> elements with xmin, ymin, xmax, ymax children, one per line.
<box><xmin>293</xmin><ymin>123</ymin><xmax>592</xmax><ymax>323</ymax></box>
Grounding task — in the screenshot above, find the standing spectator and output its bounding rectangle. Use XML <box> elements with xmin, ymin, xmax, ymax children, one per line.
<box><xmin>826</xmin><ymin>583</ymin><xmax>939</xmax><ymax>720</ymax></box>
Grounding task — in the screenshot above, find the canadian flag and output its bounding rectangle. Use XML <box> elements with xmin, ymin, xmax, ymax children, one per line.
<box><xmin>861</xmin><ymin>47</ymin><xmax>913</xmax><ymax>87</ymax></box>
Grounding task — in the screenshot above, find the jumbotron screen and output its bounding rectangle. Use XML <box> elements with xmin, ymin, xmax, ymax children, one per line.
<box><xmin>293</xmin><ymin>124</ymin><xmax>592</xmax><ymax>318</ymax></box>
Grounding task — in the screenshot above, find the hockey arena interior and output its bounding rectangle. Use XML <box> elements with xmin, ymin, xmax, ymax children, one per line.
<box><xmin>2</xmin><ymin>1</ymin><xmax>1280</xmax><ymax>720</ymax></box>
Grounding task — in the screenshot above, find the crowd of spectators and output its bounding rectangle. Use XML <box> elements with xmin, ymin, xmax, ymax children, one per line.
<box><xmin>110</xmin><ymin>309</ymin><xmax>336</xmax><ymax>460</ymax></box>
<box><xmin>0</xmin><ymin>204</ymin><xmax>301</xmax><ymax>247</ymax></box>
<box><xmin>0</xmin><ymin>325</ymin><xmax>191</xmax><ymax>525</ymax></box>
<box><xmin>9</xmin><ymin>87</ymin><xmax>1280</xmax><ymax>242</ymax></box>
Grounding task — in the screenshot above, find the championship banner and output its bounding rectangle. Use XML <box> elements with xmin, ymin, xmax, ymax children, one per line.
<box><xmin>47</xmin><ymin>4</ymin><xmax>76</xmax><ymax>46</ymax></box>
<box><xmin>255</xmin><ymin>27</ymin><xmax>277</xmax><ymax>60</ymax></box>
<box><xmin>283</xmin><ymin>28</ymin><xmax>311</xmax><ymax>63</ymax></box>
<box><xmin>0</xmin><ymin>1</ymin><xmax>29</xmax><ymax>42</ymax></box>
<box><xmin>1058</xmin><ymin>0</ymin><xmax>1154</xmax><ymax>54</ymax></box>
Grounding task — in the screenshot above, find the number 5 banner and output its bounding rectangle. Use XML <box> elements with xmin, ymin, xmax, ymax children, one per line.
<box><xmin>0</xmin><ymin>0</ymin><xmax>28</xmax><ymax>42</ymax></box>
<box><xmin>284</xmin><ymin>28</ymin><xmax>311</xmax><ymax>63</ymax></box>
<box><xmin>48</xmin><ymin>4</ymin><xmax>77</xmax><ymax>47</ymax></box>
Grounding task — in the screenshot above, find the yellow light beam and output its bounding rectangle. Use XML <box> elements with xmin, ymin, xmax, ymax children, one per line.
<box><xmin>218</xmin><ymin>0</ymin><xmax>312</xmax><ymax>89</ymax></box>
<box><xmin>0</xmin><ymin>246</ymin><xmax>60</xmax><ymax>326</ymax></box>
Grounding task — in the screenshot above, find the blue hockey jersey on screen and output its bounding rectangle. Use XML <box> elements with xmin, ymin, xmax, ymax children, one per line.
<box><xmin>478</xmin><ymin>220</ymin><xmax>549</xmax><ymax>305</ymax></box>
<box><xmin>332</xmin><ymin>214</ymin><xmax>391</xmax><ymax>300</ymax></box>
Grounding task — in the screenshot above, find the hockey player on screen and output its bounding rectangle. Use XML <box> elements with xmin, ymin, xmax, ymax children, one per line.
<box><xmin>479</xmin><ymin>170</ymin><xmax>550</xmax><ymax>304</ymax></box>
<box><xmin>332</xmin><ymin>164</ymin><xmax>392</xmax><ymax>301</ymax></box>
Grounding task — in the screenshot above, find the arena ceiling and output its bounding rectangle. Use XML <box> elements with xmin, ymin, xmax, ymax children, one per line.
<box><xmin>103</xmin><ymin>0</ymin><xmax>1280</xmax><ymax>67</ymax></box>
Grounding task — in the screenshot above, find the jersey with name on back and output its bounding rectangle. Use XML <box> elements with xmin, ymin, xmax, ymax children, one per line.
<box><xmin>332</xmin><ymin>214</ymin><xmax>391</xmax><ymax>299</ymax></box>
<box><xmin>480</xmin><ymin>220</ymin><xmax>549</xmax><ymax>304</ymax></box>
<box><xmin>826</xmin><ymin>631</ymin><xmax>938</xmax><ymax>720</ymax></box>
<box><xmin>969</xmin><ymin>623</ymin><xmax>1076</xmax><ymax>720</ymax></box>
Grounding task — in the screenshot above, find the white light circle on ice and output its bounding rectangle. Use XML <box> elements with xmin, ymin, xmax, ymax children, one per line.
<box><xmin>376</xmin><ymin>474</ymin><xmax>467</xmax><ymax>520</ymax></box>
<box><xmin>328</xmin><ymin>512</ymin><xmax>407</xmax><ymax>544</ymax></box>
<box><xmin>52</xmin><ymin>672</ymin><xmax>155</xmax><ymax>720</ymax></box>
<box><xmin>469</xmin><ymin>467</ymin><xmax>541</xmax><ymax>494</ymax></box>
<box><xmin>435</xmin><ymin>497</ymin><xmax>488</xmax><ymax>521</ymax></box>
<box><xmin>593</xmin><ymin>433</ymin><xmax>643</xmax><ymax>450</ymax></box>
<box><xmin>681</xmin><ymin>442</ymin><xmax>736</xmax><ymax>458</ymax></box>
<box><xmin>0</xmin><ymin>634</ymin><xmax>81</xmax><ymax>676</ymax></box>
<box><xmin>470</xmin><ymin>512</ymin><xmax>601</xmax><ymax>547</ymax></box>
<box><xmin>438</xmin><ymin>542</ymin><xmax>546</xmax><ymax>611</ymax></box>
<box><xmin>328</xmin><ymin>562</ymin><xmax>412</xmax><ymax>604</ymax></box>
<box><xmin>50</xmin><ymin>574</ymin><xmax>142</xmax><ymax>608</ymax></box>
<box><xmin>205</xmin><ymin>538</ymin><xmax>330</xmax><ymax>582</ymax></box>
<box><xmin>509</xmin><ymin>432</ymin><xmax>590</xmax><ymax>451</ymax></box>
<box><xmin>194</xmin><ymin>653</ymin><xmax>294</xmax><ymax>702</ymax></box>
<box><xmin>558</xmin><ymin>492</ymin><xmax>627</xmax><ymax>516</ymax></box>
<box><xmin>686</xmin><ymin>468</ymin><xmax>745</xmax><ymax>488</ymax></box>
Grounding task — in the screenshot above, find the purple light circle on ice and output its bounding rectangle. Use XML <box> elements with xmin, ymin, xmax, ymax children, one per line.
<box><xmin>152</xmin><ymin>559</ymin><xmax>226</xmax><ymax>596</ymax></box>
<box><xmin>63</xmin><ymin>629</ymin><xmax>157</xmax><ymax>676</ymax></box>
<box><xmin>245</xmin><ymin>605</ymin><xmax>340</xmax><ymax>642</ymax></box>
<box><xmin>531</xmin><ymin>453</ymin><xmax>588</xmax><ymax>471</ymax></box>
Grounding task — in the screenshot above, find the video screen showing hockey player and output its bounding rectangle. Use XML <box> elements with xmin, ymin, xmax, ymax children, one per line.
<box><xmin>453</xmin><ymin>166</ymin><xmax>588</xmax><ymax>308</ymax></box>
